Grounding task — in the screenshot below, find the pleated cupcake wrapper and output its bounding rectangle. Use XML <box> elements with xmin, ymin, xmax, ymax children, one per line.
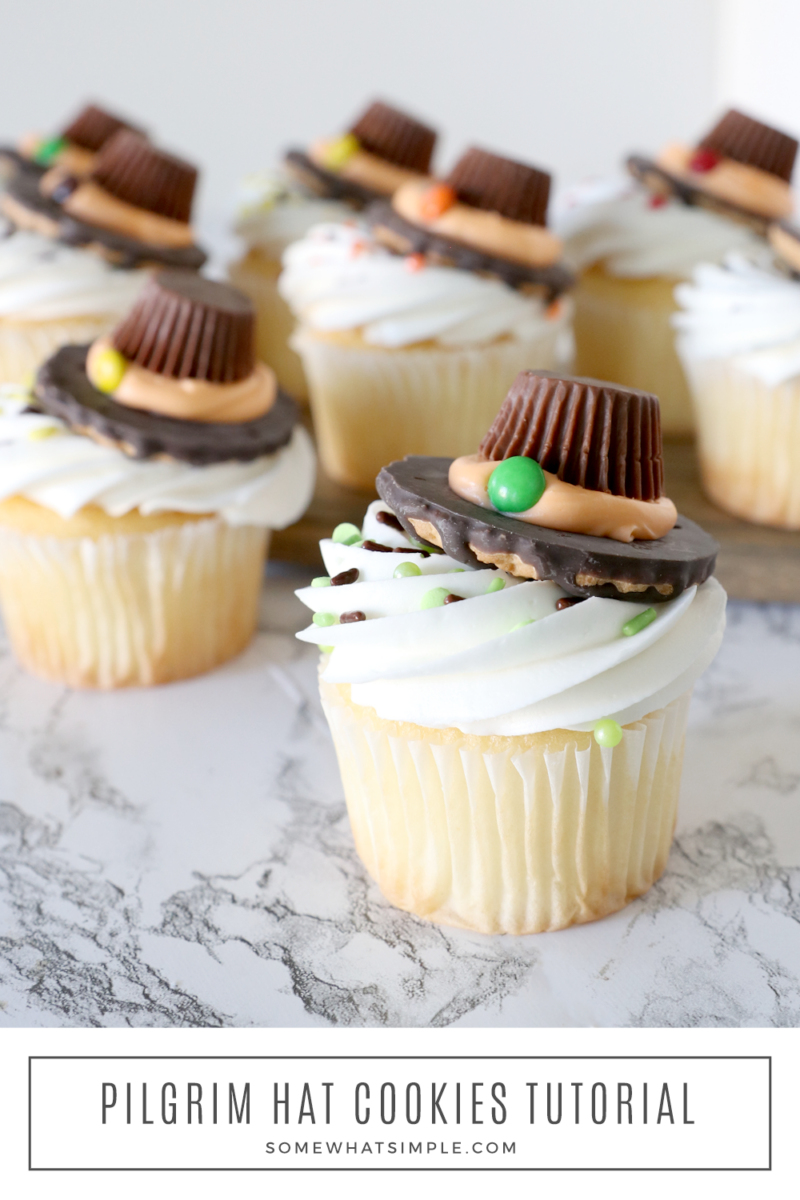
<box><xmin>228</xmin><ymin>254</ymin><xmax>309</xmax><ymax>399</ymax></box>
<box><xmin>0</xmin><ymin>516</ymin><xmax>268</xmax><ymax>688</ymax></box>
<box><xmin>680</xmin><ymin>350</ymin><xmax>800</xmax><ymax>529</ymax></box>
<box><xmin>321</xmin><ymin>682</ymin><xmax>692</xmax><ymax>934</ymax></box>
<box><xmin>573</xmin><ymin>268</ymin><xmax>695</xmax><ymax>436</ymax></box>
<box><xmin>293</xmin><ymin>324</ymin><xmax>571</xmax><ymax>490</ymax></box>
<box><xmin>0</xmin><ymin>314</ymin><xmax>123</xmax><ymax>386</ymax></box>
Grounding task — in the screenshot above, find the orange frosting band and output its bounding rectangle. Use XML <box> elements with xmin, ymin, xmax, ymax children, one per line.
<box><xmin>309</xmin><ymin>141</ymin><xmax>423</xmax><ymax>194</ymax></box>
<box><xmin>41</xmin><ymin>173</ymin><xmax>195</xmax><ymax>248</ymax></box>
<box><xmin>392</xmin><ymin>179</ymin><xmax>563</xmax><ymax>268</ymax></box>
<box><xmin>87</xmin><ymin>337</ymin><xmax>276</xmax><ymax>424</ymax></box>
<box><xmin>448</xmin><ymin>454</ymin><xmax>678</xmax><ymax>543</ymax></box>
<box><xmin>655</xmin><ymin>142</ymin><xmax>793</xmax><ymax>220</ymax></box>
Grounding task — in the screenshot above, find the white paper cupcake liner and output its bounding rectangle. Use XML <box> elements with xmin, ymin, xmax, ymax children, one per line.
<box><xmin>0</xmin><ymin>315</ymin><xmax>124</xmax><ymax>386</ymax></box>
<box><xmin>228</xmin><ymin>252</ymin><xmax>309</xmax><ymax>400</ymax></box>
<box><xmin>0</xmin><ymin>515</ymin><xmax>268</xmax><ymax>688</ymax></box>
<box><xmin>293</xmin><ymin>321</ymin><xmax>572</xmax><ymax>490</ymax></box>
<box><xmin>573</xmin><ymin>266</ymin><xmax>694</xmax><ymax>435</ymax></box>
<box><xmin>321</xmin><ymin>681</ymin><xmax>692</xmax><ymax>934</ymax></box>
<box><xmin>679</xmin><ymin>351</ymin><xmax>800</xmax><ymax>529</ymax></box>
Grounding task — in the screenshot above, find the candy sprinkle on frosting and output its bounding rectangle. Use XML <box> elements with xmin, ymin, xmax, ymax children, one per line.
<box><xmin>420</xmin><ymin>587</ymin><xmax>450</xmax><ymax>610</ymax></box>
<box><xmin>593</xmin><ymin>719</ymin><xmax>623</xmax><ymax>747</ymax></box>
<box><xmin>393</xmin><ymin>561</ymin><xmax>422</xmax><ymax>578</ymax></box>
<box><xmin>332</xmin><ymin>522</ymin><xmax>362</xmax><ymax>546</ymax></box>
<box><xmin>622</xmin><ymin>607</ymin><xmax>657</xmax><ymax>637</ymax></box>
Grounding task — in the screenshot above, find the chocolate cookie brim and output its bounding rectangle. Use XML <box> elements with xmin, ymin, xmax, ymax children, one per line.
<box><xmin>377</xmin><ymin>455</ymin><xmax>718</xmax><ymax>604</ymax></box>
<box><xmin>0</xmin><ymin>147</ymin><xmax>46</xmax><ymax>181</ymax></box>
<box><xmin>3</xmin><ymin>172</ymin><xmax>207</xmax><ymax>270</ymax></box>
<box><xmin>627</xmin><ymin>154</ymin><xmax>771</xmax><ymax>234</ymax></box>
<box><xmin>365</xmin><ymin>201</ymin><xmax>575</xmax><ymax>298</ymax></box>
<box><xmin>283</xmin><ymin>149</ymin><xmax>381</xmax><ymax>210</ymax></box>
<box><xmin>35</xmin><ymin>345</ymin><xmax>299</xmax><ymax>465</ymax></box>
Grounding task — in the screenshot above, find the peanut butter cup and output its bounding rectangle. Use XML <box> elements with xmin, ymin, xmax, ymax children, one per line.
<box><xmin>0</xmin><ymin>102</ymin><xmax>145</xmax><ymax>181</ymax></box>
<box><xmin>377</xmin><ymin>370</ymin><xmax>717</xmax><ymax>603</ymax></box>
<box><xmin>284</xmin><ymin>99</ymin><xmax>438</xmax><ymax>209</ymax></box>
<box><xmin>33</xmin><ymin>270</ymin><xmax>299</xmax><ymax>465</ymax></box>
<box><xmin>60</xmin><ymin>104</ymin><xmax>145</xmax><ymax>155</ymax></box>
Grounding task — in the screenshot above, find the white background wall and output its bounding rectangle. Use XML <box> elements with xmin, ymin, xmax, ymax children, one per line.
<box><xmin>0</xmin><ymin>1</ymin><xmax>794</xmax><ymax>247</ymax></box>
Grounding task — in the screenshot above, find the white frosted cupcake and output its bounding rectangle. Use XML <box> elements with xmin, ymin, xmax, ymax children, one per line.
<box><xmin>0</xmin><ymin>271</ymin><xmax>314</xmax><ymax>688</ymax></box>
<box><xmin>229</xmin><ymin>100</ymin><xmax>438</xmax><ymax>399</ymax></box>
<box><xmin>281</xmin><ymin>147</ymin><xmax>574</xmax><ymax>489</ymax></box>
<box><xmin>296</xmin><ymin>371</ymin><xmax>724</xmax><ymax>933</ymax></box>
<box><xmin>556</xmin><ymin>109</ymin><xmax>796</xmax><ymax>435</ymax></box>
<box><xmin>674</xmin><ymin>239</ymin><xmax>800</xmax><ymax>529</ymax></box>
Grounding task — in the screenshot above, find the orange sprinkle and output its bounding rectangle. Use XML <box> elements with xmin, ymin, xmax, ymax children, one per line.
<box><xmin>405</xmin><ymin>253</ymin><xmax>426</xmax><ymax>273</ymax></box>
<box><xmin>419</xmin><ymin>183</ymin><xmax>457</xmax><ymax>221</ymax></box>
<box><xmin>546</xmin><ymin>298</ymin><xmax>563</xmax><ymax>321</ymax></box>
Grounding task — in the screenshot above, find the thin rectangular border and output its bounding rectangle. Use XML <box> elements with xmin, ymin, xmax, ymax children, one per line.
<box><xmin>28</xmin><ymin>1055</ymin><xmax>772</xmax><ymax>1172</ymax></box>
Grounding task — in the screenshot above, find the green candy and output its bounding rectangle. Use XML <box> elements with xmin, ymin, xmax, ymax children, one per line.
<box><xmin>510</xmin><ymin>617</ymin><xmax>535</xmax><ymax>632</ymax></box>
<box><xmin>622</xmin><ymin>607</ymin><xmax>657</xmax><ymax>637</ymax></box>
<box><xmin>420</xmin><ymin>587</ymin><xmax>450</xmax><ymax>610</ymax></box>
<box><xmin>486</xmin><ymin>577</ymin><xmax>505</xmax><ymax>593</ymax></box>
<box><xmin>394</xmin><ymin>561</ymin><xmax>422</xmax><ymax>578</ymax></box>
<box><xmin>311</xmin><ymin>576</ymin><xmax>331</xmax><ymax>588</ymax></box>
<box><xmin>332</xmin><ymin>522</ymin><xmax>361</xmax><ymax>545</ymax></box>
<box><xmin>487</xmin><ymin>456</ymin><xmax>546</xmax><ymax>513</ymax></box>
<box><xmin>33</xmin><ymin>136</ymin><xmax>66</xmax><ymax>166</ymax></box>
<box><xmin>313</xmin><ymin>612</ymin><xmax>337</xmax><ymax>627</ymax></box>
<box><xmin>593</xmin><ymin>719</ymin><xmax>623</xmax><ymax>748</ymax></box>
<box><xmin>319</xmin><ymin>645</ymin><xmax>334</xmax><ymax>654</ymax></box>
<box><xmin>450</xmin><ymin>568</ymin><xmax>465</xmax><ymax>573</ymax></box>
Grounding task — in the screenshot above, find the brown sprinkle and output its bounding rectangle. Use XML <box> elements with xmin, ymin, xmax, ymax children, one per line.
<box><xmin>556</xmin><ymin>597</ymin><xmax>586</xmax><ymax>611</ymax></box>
<box><xmin>443</xmin><ymin>593</ymin><xmax>464</xmax><ymax>604</ymax></box>
<box><xmin>340</xmin><ymin>610</ymin><xmax>366</xmax><ymax>623</ymax></box>
<box><xmin>332</xmin><ymin>568</ymin><xmax>359</xmax><ymax>586</ymax></box>
<box><xmin>393</xmin><ymin>546</ymin><xmax>430</xmax><ymax>557</ymax></box>
<box><xmin>375</xmin><ymin>510</ymin><xmax>405</xmax><ymax>532</ymax></box>
<box><xmin>361</xmin><ymin>539</ymin><xmax>392</xmax><ymax>552</ymax></box>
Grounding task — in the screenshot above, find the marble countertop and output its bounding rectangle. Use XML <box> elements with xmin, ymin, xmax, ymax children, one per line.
<box><xmin>0</xmin><ymin>568</ymin><xmax>798</xmax><ymax>1029</ymax></box>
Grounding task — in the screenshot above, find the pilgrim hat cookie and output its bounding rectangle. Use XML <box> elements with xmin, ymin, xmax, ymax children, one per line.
<box><xmin>294</xmin><ymin>370</ymin><xmax>726</xmax><ymax>934</ymax></box>
<box><xmin>2</xmin><ymin>129</ymin><xmax>207</xmax><ymax>269</ymax></box>
<box><xmin>0</xmin><ymin>102</ymin><xmax>147</xmax><ymax>183</ymax></box>
<box><xmin>367</xmin><ymin>145</ymin><xmax>574</xmax><ymax>296</ymax></box>
<box><xmin>628</xmin><ymin>108</ymin><xmax>797</xmax><ymax>231</ymax></box>
<box><xmin>284</xmin><ymin>99</ymin><xmax>437</xmax><ymax>209</ymax></box>
<box><xmin>0</xmin><ymin>270</ymin><xmax>315</xmax><ymax>688</ymax></box>
<box><xmin>377</xmin><ymin>369</ymin><xmax>718</xmax><ymax>602</ymax></box>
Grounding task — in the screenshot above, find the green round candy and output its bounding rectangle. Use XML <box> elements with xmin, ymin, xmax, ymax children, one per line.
<box><xmin>33</xmin><ymin>136</ymin><xmax>66</xmax><ymax>166</ymax></box>
<box><xmin>510</xmin><ymin>617</ymin><xmax>535</xmax><ymax>632</ymax></box>
<box><xmin>394</xmin><ymin>561</ymin><xmax>422</xmax><ymax>578</ymax></box>
<box><xmin>622</xmin><ymin>607</ymin><xmax>657</xmax><ymax>637</ymax></box>
<box><xmin>89</xmin><ymin>347</ymin><xmax>128</xmax><ymax>393</ymax></box>
<box><xmin>450</xmin><ymin>568</ymin><xmax>465</xmax><ymax>574</ymax></box>
<box><xmin>593</xmin><ymin>718</ymin><xmax>623</xmax><ymax>748</ymax></box>
<box><xmin>332</xmin><ymin>522</ymin><xmax>361</xmax><ymax>545</ymax></box>
<box><xmin>487</xmin><ymin>456</ymin><xmax>546</xmax><ymax>513</ymax></box>
<box><xmin>311</xmin><ymin>576</ymin><xmax>331</xmax><ymax>588</ymax></box>
<box><xmin>319</xmin><ymin>645</ymin><xmax>334</xmax><ymax>654</ymax></box>
<box><xmin>486</xmin><ymin>577</ymin><xmax>505</xmax><ymax>593</ymax></box>
<box><xmin>312</xmin><ymin>612</ymin><xmax>337</xmax><ymax>627</ymax></box>
<box><xmin>420</xmin><ymin>587</ymin><xmax>450</xmax><ymax>610</ymax></box>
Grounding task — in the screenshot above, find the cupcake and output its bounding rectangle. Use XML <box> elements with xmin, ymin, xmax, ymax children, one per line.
<box><xmin>674</xmin><ymin>230</ymin><xmax>800</xmax><ymax>529</ymax></box>
<box><xmin>0</xmin><ymin>102</ymin><xmax>146</xmax><ymax>183</ymax></box>
<box><xmin>280</xmin><ymin>147</ymin><xmax>575</xmax><ymax>490</ymax></box>
<box><xmin>557</xmin><ymin>109</ymin><xmax>796</xmax><ymax>435</ymax></box>
<box><xmin>229</xmin><ymin>100</ymin><xmax>438</xmax><ymax>399</ymax></box>
<box><xmin>296</xmin><ymin>371</ymin><xmax>725</xmax><ymax>934</ymax></box>
<box><xmin>0</xmin><ymin>129</ymin><xmax>206</xmax><ymax>384</ymax></box>
<box><xmin>0</xmin><ymin>270</ymin><xmax>315</xmax><ymax>688</ymax></box>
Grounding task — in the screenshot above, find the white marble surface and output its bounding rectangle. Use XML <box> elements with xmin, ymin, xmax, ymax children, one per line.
<box><xmin>0</xmin><ymin>569</ymin><xmax>798</xmax><ymax>1029</ymax></box>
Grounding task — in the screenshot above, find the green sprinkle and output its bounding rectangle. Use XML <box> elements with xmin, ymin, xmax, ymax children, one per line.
<box><xmin>27</xmin><ymin>425</ymin><xmax>62</xmax><ymax>441</ymax></box>
<box><xmin>319</xmin><ymin>645</ymin><xmax>334</xmax><ymax>654</ymax></box>
<box><xmin>594</xmin><ymin>719</ymin><xmax>623</xmax><ymax>748</ymax></box>
<box><xmin>486</xmin><ymin>577</ymin><xmax>505</xmax><ymax>593</ymax></box>
<box><xmin>420</xmin><ymin>587</ymin><xmax>450</xmax><ymax>610</ymax></box>
<box><xmin>33</xmin><ymin>136</ymin><xmax>66</xmax><ymax>166</ymax></box>
<box><xmin>332</xmin><ymin>522</ymin><xmax>361</xmax><ymax>545</ymax></box>
<box><xmin>622</xmin><ymin>607</ymin><xmax>657</xmax><ymax>637</ymax></box>
<box><xmin>510</xmin><ymin>617</ymin><xmax>535</xmax><ymax>632</ymax></box>
<box><xmin>311</xmin><ymin>576</ymin><xmax>331</xmax><ymax>588</ymax></box>
<box><xmin>487</xmin><ymin>456</ymin><xmax>546</xmax><ymax>513</ymax></box>
<box><xmin>313</xmin><ymin>612</ymin><xmax>337</xmax><ymax>627</ymax></box>
<box><xmin>394</xmin><ymin>561</ymin><xmax>422</xmax><ymax>578</ymax></box>
<box><xmin>450</xmin><ymin>568</ymin><xmax>465</xmax><ymax>573</ymax></box>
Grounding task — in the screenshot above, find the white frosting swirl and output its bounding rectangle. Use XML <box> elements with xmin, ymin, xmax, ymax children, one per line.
<box><xmin>0</xmin><ymin>386</ymin><xmax>315</xmax><ymax>528</ymax></box>
<box><xmin>674</xmin><ymin>250</ymin><xmax>800</xmax><ymax>384</ymax></box>
<box><xmin>296</xmin><ymin>501</ymin><xmax>726</xmax><ymax>735</ymax></box>
<box><xmin>0</xmin><ymin>229</ymin><xmax>146</xmax><ymax>321</ymax></box>
<box><xmin>554</xmin><ymin>176</ymin><xmax>762</xmax><ymax>279</ymax></box>
<box><xmin>234</xmin><ymin>171</ymin><xmax>353</xmax><ymax>259</ymax></box>
<box><xmin>279</xmin><ymin>222</ymin><xmax>568</xmax><ymax>348</ymax></box>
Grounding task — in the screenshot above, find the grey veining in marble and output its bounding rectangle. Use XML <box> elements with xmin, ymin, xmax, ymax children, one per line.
<box><xmin>0</xmin><ymin>572</ymin><xmax>798</xmax><ymax>1029</ymax></box>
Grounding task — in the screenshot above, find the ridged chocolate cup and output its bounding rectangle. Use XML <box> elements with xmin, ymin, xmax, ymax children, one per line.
<box><xmin>92</xmin><ymin>130</ymin><xmax>197</xmax><ymax>223</ymax></box>
<box><xmin>480</xmin><ymin>371</ymin><xmax>664</xmax><ymax>501</ymax></box>
<box><xmin>61</xmin><ymin>104</ymin><xmax>145</xmax><ymax>153</ymax></box>
<box><xmin>349</xmin><ymin>101</ymin><xmax>436</xmax><ymax>173</ymax></box>
<box><xmin>699</xmin><ymin>109</ymin><xmax>798</xmax><ymax>183</ymax></box>
<box><xmin>446</xmin><ymin>147</ymin><xmax>552</xmax><ymax>226</ymax></box>
<box><xmin>112</xmin><ymin>270</ymin><xmax>255</xmax><ymax>383</ymax></box>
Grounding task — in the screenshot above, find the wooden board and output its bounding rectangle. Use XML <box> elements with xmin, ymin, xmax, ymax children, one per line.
<box><xmin>272</xmin><ymin>440</ymin><xmax>800</xmax><ymax>602</ymax></box>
